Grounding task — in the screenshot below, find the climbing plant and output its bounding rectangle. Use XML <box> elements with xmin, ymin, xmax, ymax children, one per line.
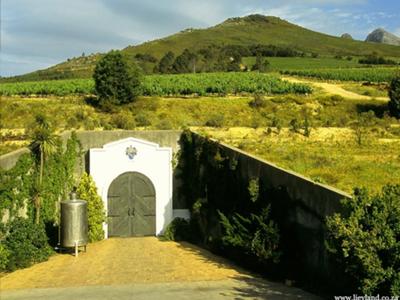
<box><xmin>177</xmin><ymin>129</ymin><xmax>281</xmax><ymax>266</ymax></box>
<box><xmin>0</xmin><ymin>154</ymin><xmax>35</xmax><ymax>221</ymax></box>
<box><xmin>77</xmin><ymin>172</ymin><xmax>106</xmax><ymax>242</ymax></box>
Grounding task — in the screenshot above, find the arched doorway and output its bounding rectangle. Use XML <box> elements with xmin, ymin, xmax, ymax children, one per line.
<box><xmin>107</xmin><ymin>172</ymin><xmax>156</xmax><ymax>237</ymax></box>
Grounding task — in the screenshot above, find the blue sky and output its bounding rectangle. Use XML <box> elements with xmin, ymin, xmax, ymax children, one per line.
<box><xmin>1</xmin><ymin>0</ymin><xmax>399</xmax><ymax>77</ymax></box>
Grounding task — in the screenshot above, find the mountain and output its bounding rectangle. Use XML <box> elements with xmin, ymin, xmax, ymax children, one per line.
<box><xmin>365</xmin><ymin>28</ymin><xmax>400</xmax><ymax>46</ymax></box>
<box><xmin>340</xmin><ymin>33</ymin><xmax>353</xmax><ymax>40</ymax></box>
<box><xmin>4</xmin><ymin>15</ymin><xmax>400</xmax><ymax>82</ymax></box>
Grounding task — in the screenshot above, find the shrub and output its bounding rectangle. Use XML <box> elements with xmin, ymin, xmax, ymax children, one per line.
<box><xmin>93</xmin><ymin>50</ymin><xmax>142</xmax><ymax>107</ymax></box>
<box><xmin>135</xmin><ymin>113</ymin><xmax>152</xmax><ymax>127</ymax></box>
<box><xmin>110</xmin><ymin>112</ymin><xmax>136</xmax><ymax>129</ymax></box>
<box><xmin>164</xmin><ymin>217</ymin><xmax>193</xmax><ymax>241</ymax></box>
<box><xmin>0</xmin><ymin>243</ymin><xmax>10</xmax><ymax>271</ymax></box>
<box><xmin>77</xmin><ymin>173</ymin><xmax>106</xmax><ymax>242</ymax></box>
<box><xmin>388</xmin><ymin>75</ymin><xmax>400</xmax><ymax>118</ymax></box>
<box><xmin>5</xmin><ymin>218</ymin><xmax>53</xmax><ymax>271</ymax></box>
<box><xmin>248</xmin><ymin>94</ymin><xmax>266</xmax><ymax>109</ymax></box>
<box><xmin>326</xmin><ymin>185</ymin><xmax>400</xmax><ymax>295</ymax></box>
<box><xmin>219</xmin><ymin>206</ymin><xmax>280</xmax><ymax>262</ymax></box>
<box><xmin>205</xmin><ymin>114</ymin><xmax>225</xmax><ymax>127</ymax></box>
<box><xmin>156</xmin><ymin>119</ymin><xmax>173</xmax><ymax>130</ymax></box>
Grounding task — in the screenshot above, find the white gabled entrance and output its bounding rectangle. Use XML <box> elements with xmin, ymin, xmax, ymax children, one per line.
<box><xmin>89</xmin><ymin>137</ymin><xmax>173</xmax><ymax>238</ymax></box>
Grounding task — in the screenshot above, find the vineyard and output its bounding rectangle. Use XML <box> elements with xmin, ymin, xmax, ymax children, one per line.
<box><xmin>282</xmin><ymin>67</ymin><xmax>400</xmax><ymax>82</ymax></box>
<box><xmin>142</xmin><ymin>72</ymin><xmax>312</xmax><ymax>95</ymax></box>
<box><xmin>0</xmin><ymin>72</ymin><xmax>312</xmax><ymax>96</ymax></box>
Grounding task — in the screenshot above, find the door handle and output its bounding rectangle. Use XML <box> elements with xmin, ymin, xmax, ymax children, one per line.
<box><xmin>131</xmin><ymin>208</ymin><xmax>135</xmax><ymax>216</ymax></box>
<box><xmin>128</xmin><ymin>208</ymin><xmax>131</xmax><ymax>216</ymax></box>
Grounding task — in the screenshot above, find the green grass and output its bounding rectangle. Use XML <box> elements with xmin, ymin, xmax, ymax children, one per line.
<box><xmin>0</xmin><ymin>73</ymin><xmax>312</xmax><ymax>96</ymax></box>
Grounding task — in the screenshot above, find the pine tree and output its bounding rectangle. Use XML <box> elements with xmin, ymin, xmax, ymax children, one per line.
<box><xmin>93</xmin><ymin>50</ymin><xmax>142</xmax><ymax>107</ymax></box>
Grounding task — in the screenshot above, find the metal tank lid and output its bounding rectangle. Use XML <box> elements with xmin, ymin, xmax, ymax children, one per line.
<box><xmin>60</xmin><ymin>192</ymin><xmax>87</xmax><ymax>204</ymax></box>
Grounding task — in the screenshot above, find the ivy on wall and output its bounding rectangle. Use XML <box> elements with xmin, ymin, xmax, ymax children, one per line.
<box><xmin>0</xmin><ymin>133</ymin><xmax>80</xmax><ymax>224</ymax></box>
<box><xmin>177</xmin><ymin>130</ymin><xmax>281</xmax><ymax>266</ymax></box>
<box><xmin>0</xmin><ymin>154</ymin><xmax>35</xmax><ymax>221</ymax></box>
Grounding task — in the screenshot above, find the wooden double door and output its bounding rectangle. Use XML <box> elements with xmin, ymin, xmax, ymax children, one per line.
<box><xmin>107</xmin><ymin>172</ymin><xmax>156</xmax><ymax>237</ymax></box>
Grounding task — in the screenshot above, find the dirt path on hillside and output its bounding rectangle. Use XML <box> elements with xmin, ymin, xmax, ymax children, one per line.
<box><xmin>282</xmin><ymin>76</ymin><xmax>389</xmax><ymax>101</ymax></box>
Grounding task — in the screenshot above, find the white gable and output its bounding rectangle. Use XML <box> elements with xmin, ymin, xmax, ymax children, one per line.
<box><xmin>90</xmin><ymin>137</ymin><xmax>173</xmax><ymax>237</ymax></box>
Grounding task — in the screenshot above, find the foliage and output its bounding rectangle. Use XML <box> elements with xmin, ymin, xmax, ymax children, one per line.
<box><xmin>0</xmin><ymin>243</ymin><xmax>10</xmax><ymax>271</ymax></box>
<box><xmin>388</xmin><ymin>75</ymin><xmax>400</xmax><ymax>118</ymax></box>
<box><xmin>0</xmin><ymin>79</ymin><xmax>93</xmax><ymax>96</ymax></box>
<box><xmin>251</xmin><ymin>55</ymin><xmax>270</xmax><ymax>72</ymax></box>
<box><xmin>205</xmin><ymin>114</ymin><xmax>225</xmax><ymax>127</ymax></box>
<box><xmin>29</xmin><ymin>114</ymin><xmax>58</xmax><ymax>224</ymax></box>
<box><xmin>248</xmin><ymin>94</ymin><xmax>267</xmax><ymax>109</ymax></box>
<box><xmin>141</xmin><ymin>72</ymin><xmax>312</xmax><ymax>96</ymax></box>
<box><xmin>77</xmin><ymin>173</ymin><xmax>106</xmax><ymax>242</ymax></box>
<box><xmin>156</xmin><ymin>51</ymin><xmax>175</xmax><ymax>74</ymax></box>
<box><xmin>0</xmin><ymin>154</ymin><xmax>35</xmax><ymax>221</ymax></box>
<box><xmin>248</xmin><ymin>178</ymin><xmax>260</xmax><ymax>202</ymax></box>
<box><xmin>163</xmin><ymin>217</ymin><xmax>193</xmax><ymax>241</ymax></box>
<box><xmin>326</xmin><ymin>185</ymin><xmax>400</xmax><ymax>295</ymax></box>
<box><xmin>359</xmin><ymin>53</ymin><xmax>397</xmax><ymax>65</ymax></box>
<box><xmin>0</xmin><ymin>132</ymin><xmax>79</xmax><ymax>226</ymax></box>
<box><xmin>93</xmin><ymin>50</ymin><xmax>142</xmax><ymax>106</ymax></box>
<box><xmin>0</xmin><ymin>72</ymin><xmax>312</xmax><ymax>96</ymax></box>
<box><xmin>219</xmin><ymin>207</ymin><xmax>280</xmax><ymax>262</ymax></box>
<box><xmin>4</xmin><ymin>218</ymin><xmax>53</xmax><ymax>271</ymax></box>
<box><xmin>282</xmin><ymin>67</ymin><xmax>399</xmax><ymax>82</ymax></box>
<box><xmin>172</xmin><ymin>49</ymin><xmax>197</xmax><ymax>73</ymax></box>
<box><xmin>350</xmin><ymin>111</ymin><xmax>374</xmax><ymax>146</ymax></box>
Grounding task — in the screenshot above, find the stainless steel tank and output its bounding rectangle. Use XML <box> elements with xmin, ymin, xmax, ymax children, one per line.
<box><xmin>60</xmin><ymin>197</ymin><xmax>88</xmax><ymax>248</ymax></box>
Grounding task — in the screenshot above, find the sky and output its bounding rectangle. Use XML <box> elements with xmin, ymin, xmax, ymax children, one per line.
<box><xmin>1</xmin><ymin>0</ymin><xmax>399</xmax><ymax>77</ymax></box>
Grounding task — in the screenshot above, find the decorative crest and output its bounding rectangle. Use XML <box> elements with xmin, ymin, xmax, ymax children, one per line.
<box><xmin>125</xmin><ymin>145</ymin><xmax>137</xmax><ymax>160</ymax></box>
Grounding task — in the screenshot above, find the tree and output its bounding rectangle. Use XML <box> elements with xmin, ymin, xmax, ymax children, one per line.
<box><xmin>157</xmin><ymin>51</ymin><xmax>175</xmax><ymax>74</ymax></box>
<box><xmin>93</xmin><ymin>50</ymin><xmax>142</xmax><ymax>107</ymax></box>
<box><xmin>29</xmin><ymin>114</ymin><xmax>57</xmax><ymax>224</ymax></box>
<box><xmin>172</xmin><ymin>49</ymin><xmax>197</xmax><ymax>73</ymax></box>
<box><xmin>77</xmin><ymin>173</ymin><xmax>106</xmax><ymax>242</ymax></box>
<box><xmin>388</xmin><ymin>75</ymin><xmax>400</xmax><ymax>118</ymax></box>
<box><xmin>326</xmin><ymin>185</ymin><xmax>400</xmax><ymax>295</ymax></box>
<box><xmin>251</xmin><ymin>54</ymin><xmax>270</xmax><ymax>72</ymax></box>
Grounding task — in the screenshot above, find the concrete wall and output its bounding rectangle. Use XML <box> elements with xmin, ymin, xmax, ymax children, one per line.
<box><xmin>188</xmin><ymin>132</ymin><xmax>351</xmax><ymax>291</ymax></box>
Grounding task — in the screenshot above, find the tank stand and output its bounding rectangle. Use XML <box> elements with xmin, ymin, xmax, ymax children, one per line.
<box><xmin>75</xmin><ymin>241</ymin><xmax>78</xmax><ymax>257</ymax></box>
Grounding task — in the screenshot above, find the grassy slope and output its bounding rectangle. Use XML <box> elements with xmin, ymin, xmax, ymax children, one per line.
<box><xmin>203</xmin><ymin>128</ymin><xmax>400</xmax><ymax>194</ymax></box>
<box><xmin>125</xmin><ymin>16</ymin><xmax>400</xmax><ymax>58</ymax></box>
<box><xmin>1</xmin><ymin>94</ymin><xmax>400</xmax><ymax>192</ymax></box>
<box><xmin>4</xmin><ymin>15</ymin><xmax>400</xmax><ymax>82</ymax></box>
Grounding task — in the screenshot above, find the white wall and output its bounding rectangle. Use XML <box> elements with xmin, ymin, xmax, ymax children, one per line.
<box><xmin>89</xmin><ymin>137</ymin><xmax>173</xmax><ymax>237</ymax></box>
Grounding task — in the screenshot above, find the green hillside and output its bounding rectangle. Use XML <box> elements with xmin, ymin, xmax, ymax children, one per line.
<box><xmin>125</xmin><ymin>15</ymin><xmax>400</xmax><ymax>58</ymax></box>
<box><xmin>3</xmin><ymin>15</ymin><xmax>400</xmax><ymax>82</ymax></box>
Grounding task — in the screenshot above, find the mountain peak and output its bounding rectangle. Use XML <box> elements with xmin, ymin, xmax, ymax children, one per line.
<box><xmin>220</xmin><ymin>14</ymin><xmax>286</xmax><ymax>26</ymax></box>
<box><xmin>365</xmin><ymin>28</ymin><xmax>400</xmax><ymax>46</ymax></box>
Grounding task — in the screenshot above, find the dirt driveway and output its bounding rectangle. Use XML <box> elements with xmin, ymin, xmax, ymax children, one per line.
<box><xmin>0</xmin><ymin>237</ymin><xmax>321</xmax><ymax>299</ymax></box>
<box><xmin>282</xmin><ymin>76</ymin><xmax>389</xmax><ymax>101</ymax></box>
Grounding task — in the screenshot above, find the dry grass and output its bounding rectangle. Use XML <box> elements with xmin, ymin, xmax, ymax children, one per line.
<box><xmin>203</xmin><ymin>127</ymin><xmax>400</xmax><ymax>194</ymax></box>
